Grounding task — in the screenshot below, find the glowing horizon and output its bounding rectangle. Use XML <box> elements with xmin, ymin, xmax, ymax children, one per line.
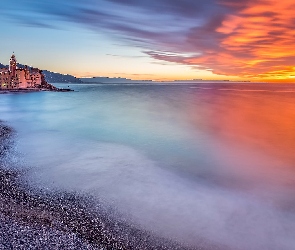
<box><xmin>1</xmin><ymin>1</ymin><xmax>295</xmax><ymax>82</ymax></box>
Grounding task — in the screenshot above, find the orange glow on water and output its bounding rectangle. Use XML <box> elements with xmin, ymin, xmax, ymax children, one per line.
<box><xmin>189</xmin><ymin>88</ymin><xmax>295</xmax><ymax>165</ymax></box>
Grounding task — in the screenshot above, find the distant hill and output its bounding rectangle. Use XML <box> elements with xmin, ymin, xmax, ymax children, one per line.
<box><xmin>0</xmin><ymin>62</ymin><xmax>82</xmax><ymax>83</ymax></box>
<box><xmin>41</xmin><ymin>70</ymin><xmax>82</xmax><ymax>83</ymax></box>
<box><xmin>80</xmin><ymin>77</ymin><xmax>154</xmax><ymax>84</ymax></box>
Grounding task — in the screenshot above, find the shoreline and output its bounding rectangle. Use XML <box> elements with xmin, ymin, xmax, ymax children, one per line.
<box><xmin>0</xmin><ymin>88</ymin><xmax>73</xmax><ymax>94</ymax></box>
<box><xmin>0</xmin><ymin>88</ymin><xmax>41</xmax><ymax>94</ymax></box>
<box><xmin>0</xmin><ymin>122</ymin><xmax>194</xmax><ymax>250</ymax></box>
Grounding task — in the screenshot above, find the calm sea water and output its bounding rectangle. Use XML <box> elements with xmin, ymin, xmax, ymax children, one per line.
<box><xmin>1</xmin><ymin>83</ymin><xmax>295</xmax><ymax>249</ymax></box>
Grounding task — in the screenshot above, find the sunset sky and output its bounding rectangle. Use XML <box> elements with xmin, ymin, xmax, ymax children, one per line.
<box><xmin>1</xmin><ymin>0</ymin><xmax>295</xmax><ymax>81</ymax></box>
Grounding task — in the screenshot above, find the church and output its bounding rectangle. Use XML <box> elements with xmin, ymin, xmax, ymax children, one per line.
<box><xmin>0</xmin><ymin>54</ymin><xmax>43</xmax><ymax>89</ymax></box>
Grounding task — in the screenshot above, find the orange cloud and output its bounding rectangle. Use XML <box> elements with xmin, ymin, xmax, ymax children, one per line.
<box><xmin>146</xmin><ymin>1</ymin><xmax>295</xmax><ymax>81</ymax></box>
<box><xmin>9</xmin><ymin>0</ymin><xmax>295</xmax><ymax>81</ymax></box>
<box><xmin>215</xmin><ymin>0</ymin><xmax>295</xmax><ymax>80</ymax></box>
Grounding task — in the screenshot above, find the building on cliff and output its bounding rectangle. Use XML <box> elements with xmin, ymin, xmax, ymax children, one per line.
<box><xmin>0</xmin><ymin>54</ymin><xmax>56</xmax><ymax>90</ymax></box>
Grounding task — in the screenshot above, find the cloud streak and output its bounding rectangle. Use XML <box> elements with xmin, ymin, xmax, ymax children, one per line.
<box><xmin>5</xmin><ymin>0</ymin><xmax>295</xmax><ymax>80</ymax></box>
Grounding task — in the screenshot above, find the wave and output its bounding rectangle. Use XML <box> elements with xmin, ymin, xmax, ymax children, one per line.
<box><xmin>23</xmin><ymin>137</ymin><xmax>295</xmax><ymax>250</ymax></box>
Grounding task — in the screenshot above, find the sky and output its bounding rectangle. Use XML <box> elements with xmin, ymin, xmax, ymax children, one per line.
<box><xmin>0</xmin><ymin>0</ymin><xmax>295</xmax><ymax>82</ymax></box>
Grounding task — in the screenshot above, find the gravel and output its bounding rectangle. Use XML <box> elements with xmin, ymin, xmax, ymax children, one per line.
<box><xmin>0</xmin><ymin>121</ymin><xmax>200</xmax><ymax>250</ymax></box>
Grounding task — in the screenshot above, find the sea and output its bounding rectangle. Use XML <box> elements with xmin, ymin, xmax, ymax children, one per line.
<box><xmin>1</xmin><ymin>82</ymin><xmax>295</xmax><ymax>249</ymax></box>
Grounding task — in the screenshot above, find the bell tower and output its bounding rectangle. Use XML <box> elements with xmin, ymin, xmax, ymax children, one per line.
<box><xmin>25</xmin><ymin>65</ymin><xmax>30</xmax><ymax>80</ymax></box>
<box><xmin>9</xmin><ymin>53</ymin><xmax>17</xmax><ymax>77</ymax></box>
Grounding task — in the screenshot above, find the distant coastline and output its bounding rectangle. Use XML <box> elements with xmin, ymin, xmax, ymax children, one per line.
<box><xmin>79</xmin><ymin>76</ymin><xmax>251</xmax><ymax>84</ymax></box>
<box><xmin>1</xmin><ymin>60</ymin><xmax>251</xmax><ymax>85</ymax></box>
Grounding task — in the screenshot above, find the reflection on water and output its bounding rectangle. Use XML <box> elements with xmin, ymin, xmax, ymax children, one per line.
<box><xmin>187</xmin><ymin>88</ymin><xmax>295</xmax><ymax>200</ymax></box>
<box><xmin>1</xmin><ymin>83</ymin><xmax>295</xmax><ymax>249</ymax></box>
<box><xmin>189</xmin><ymin>89</ymin><xmax>295</xmax><ymax>163</ymax></box>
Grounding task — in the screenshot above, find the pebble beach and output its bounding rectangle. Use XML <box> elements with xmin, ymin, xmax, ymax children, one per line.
<box><xmin>0</xmin><ymin>121</ymin><xmax>197</xmax><ymax>250</ymax></box>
